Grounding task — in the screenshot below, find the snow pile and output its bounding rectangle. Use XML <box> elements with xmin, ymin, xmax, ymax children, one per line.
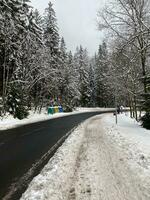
<box><xmin>20</xmin><ymin>122</ymin><xmax>86</xmax><ymax>200</ymax></box>
<box><xmin>102</xmin><ymin>113</ymin><xmax>150</xmax><ymax>198</ymax></box>
<box><xmin>0</xmin><ymin>110</ymin><xmax>69</xmax><ymax>130</ymax></box>
<box><xmin>102</xmin><ymin>113</ymin><xmax>150</xmax><ymax>169</ymax></box>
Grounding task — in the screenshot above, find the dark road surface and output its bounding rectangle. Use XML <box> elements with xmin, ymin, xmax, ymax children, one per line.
<box><xmin>0</xmin><ymin>111</ymin><xmax>114</xmax><ymax>200</ymax></box>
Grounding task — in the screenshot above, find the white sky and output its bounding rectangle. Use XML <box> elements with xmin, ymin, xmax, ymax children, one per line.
<box><xmin>30</xmin><ymin>0</ymin><xmax>106</xmax><ymax>55</ymax></box>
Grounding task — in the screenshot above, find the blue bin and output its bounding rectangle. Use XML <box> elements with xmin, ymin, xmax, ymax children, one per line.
<box><xmin>58</xmin><ymin>106</ymin><xmax>63</xmax><ymax>113</ymax></box>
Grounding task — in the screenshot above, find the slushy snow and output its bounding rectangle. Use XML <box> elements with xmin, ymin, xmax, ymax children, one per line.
<box><xmin>20</xmin><ymin>113</ymin><xmax>150</xmax><ymax>200</ymax></box>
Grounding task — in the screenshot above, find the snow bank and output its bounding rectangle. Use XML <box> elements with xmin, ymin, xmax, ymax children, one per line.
<box><xmin>102</xmin><ymin>113</ymin><xmax>150</xmax><ymax>198</ymax></box>
<box><xmin>75</xmin><ymin>107</ymin><xmax>114</xmax><ymax>112</ymax></box>
<box><xmin>102</xmin><ymin>113</ymin><xmax>150</xmax><ymax>167</ymax></box>
<box><xmin>0</xmin><ymin>108</ymin><xmax>114</xmax><ymax>131</ymax></box>
<box><xmin>0</xmin><ymin>110</ymin><xmax>69</xmax><ymax>130</ymax></box>
<box><xmin>20</xmin><ymin>121</ymin><xmax>87</xmax><ymax>200</ymax></box>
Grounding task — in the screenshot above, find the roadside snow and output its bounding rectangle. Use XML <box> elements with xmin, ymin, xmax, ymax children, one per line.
<box><xmin>0</xmin><ymin>110</ymin><xmax>68</xmax><ymax>130</ymax></box>
<box><xmin>75</xmin><ymin>107</ymin><xmax>114</xmax><ymax>112</ymax></box>
<box><xmin>102</xmin><ymin>113</ymin><xmax>150</xmax><ymax>169</ymax></box>
<box><xmin>102</xmin><ymin>113</ymin><xmax>150</xmax><ymax>198</ymax></box>
<box><xmin>20</xmin><ymin>122</ymin><xmax>86</xmax><ymax>200</ymax></box>
<box><xmin>20</xmin><ymin>113</ymin><xmax>150</xmax><ymax>200</ymax></box>
<box><xmin>0</xmin><ymin>108</ymin><xmax>114</xmax><ymax>130</ymax></box>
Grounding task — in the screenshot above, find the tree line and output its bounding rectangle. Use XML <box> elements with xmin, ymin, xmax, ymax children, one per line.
<box><xmin>0</xmin><ymin>0</ymin><xmax>114</xmax><ymax>119</ymax></box>
<box><xmin>2</xmin><ymin>0</ymin><xmax>149</xmax><ymax>129</ymax></box>
<box><xmin>98</xmin><ymin>0</ymin><xmax>150</xmax><ymax>129</ymax></box>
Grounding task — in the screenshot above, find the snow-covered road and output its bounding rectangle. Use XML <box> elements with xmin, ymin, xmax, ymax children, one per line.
<box><xmin>21</xmin><ymin>114</ymin><xmax>150</xmax><ymax>200</ymax></box>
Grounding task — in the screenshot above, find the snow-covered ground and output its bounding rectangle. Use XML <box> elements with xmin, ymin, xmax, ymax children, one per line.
<box><xmin>20</xmin><ymin>113</ymin><xmax>150</xmax><ymax>200</ymax></box>
<box><xmin>102</xmin><ymin>113</ymin><xmax>150</xmax><ymax>199</ymax></box>
<box><xmin>0</xmin><ymin>108</ymin><xmax>114</xmax><ymax>130</ymax></box>
<box><xmin>0</xmin><ymin>110</ymin><xmax>68</xmax><ymax>130</ymax></box>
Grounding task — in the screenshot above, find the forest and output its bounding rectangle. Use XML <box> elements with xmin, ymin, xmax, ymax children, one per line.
<box><xmin>0</xmin><ymin>0</ymin><xmax>150</xmax><ymax>129</ymax></box>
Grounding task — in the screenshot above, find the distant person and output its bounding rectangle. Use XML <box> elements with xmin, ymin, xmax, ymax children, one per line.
<box><xmin>117</xmin><ymin>105</ymin><xmax>120</xmax><ymax>114</ymax></box>
<box><xmin>120</xmin><ymin>105</ymin><xmax>124</xmax><ymax>113</ymax></box>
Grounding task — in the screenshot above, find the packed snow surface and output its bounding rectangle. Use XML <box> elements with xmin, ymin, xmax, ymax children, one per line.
<box><xmin>0</xmin><ymin>108</ymin><xmax>113</xmax><ymax>130</ymax></box>
<box><xmin>20</xmin><ymin>113</ymin><xmax>150</xmax><ymax>200</ymax></box>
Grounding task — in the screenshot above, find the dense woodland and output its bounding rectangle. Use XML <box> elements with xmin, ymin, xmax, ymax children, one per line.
<box><xmin>0</xmin><ymin>0</ymin><xmax>114</xmax><ymax>118</ymax></box>
<box><xmin>0</xmin><ymin>0</ymin><xmax>150</xmax><ymax>128</ymax></box>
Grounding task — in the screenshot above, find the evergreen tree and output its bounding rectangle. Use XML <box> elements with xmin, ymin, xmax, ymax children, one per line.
<box><xmin>43</xmin><ymin>1</ymin><xmax>60</xmax><ymax>99</ymax></box>
<box><xmin>26</xmin><ymin>9</ymin><xmax>44</xmax><ymax>111</ymax></box>
<box><xmin>11</xmin><ymin>1</ymin><xmax>42</xmax><ymax>117</ymax></box>
<box><xmin>0</xmin><ymin>0</ymin><xmax>27</xmax><ymax>114</ymax></box>
<box><xmin>89</xmin><ymin>63</ymin><xmax>96</xmax><ymax>107</ymax></box>
<box><xmin>33</xmin><ymin>9</ymin><xmax>43</xmax><ymax>27</ymax></box>
<box><xmin>58</xmin><ymin>39</ymin><xmax>79</xmax><ymax>111</ymax></box>
<box><xmin>43</xmin><ymin>1</ymin><xmax>59</xmax><ymax>65</ymax></box>
<box><xmin>77</xmin><ymin>46</ymin><xmax>91</xmax><ymax>107</ymax></box>
<box><xmin>58</xmin><ymin>37</ymin><xmax>67</xmax><ymax>96</ymax></box>
<box><xmin>65</xmin><ymin>51</ymin><xmax>80</xmax><ymax>110</ymax></box>
<box><xmin>0</xmin><ymin>0</ymin><xmax>43</xmax><ymax>118</ymax></box>
<box><xmin>0</xmin><ymin>0</ymin><xmax>19</xmax><ymax>110</ymax></box>
<box><xmin>95</xmin><ymin>41</ymin><xmax>112</xmax><ymax>107</ymax></box>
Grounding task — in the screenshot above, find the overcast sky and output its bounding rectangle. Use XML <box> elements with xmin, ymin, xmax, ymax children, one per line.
<box><xmin>30</xmin><ymin>0</ymin><xmax>105</xmax><ymax>55</ymax></box>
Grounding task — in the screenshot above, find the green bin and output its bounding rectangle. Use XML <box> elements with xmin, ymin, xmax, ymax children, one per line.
<box><xmin>48</xmin><ymin>107</ymin><xmax>54</xmax><ymax>115</ymax></box>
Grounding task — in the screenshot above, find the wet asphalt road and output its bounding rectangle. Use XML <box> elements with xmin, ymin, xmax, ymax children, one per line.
<box><xmin>0</xmin><ymin>111</ymin><xmax>113</xmax><ymax>199</ymax></box>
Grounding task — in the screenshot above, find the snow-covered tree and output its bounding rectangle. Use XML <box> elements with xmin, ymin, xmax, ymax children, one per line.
<box><xmin>62</xmin><ymin>51</ymin><xmax>79</xmax><ymax>111</ymax></box>
<box><xmin>0</xmin><ymin>0</ymin><xmax>43</xmax><ymax>118</ymax></box>
<box><xmin>26</xmin><ymin>9</ymin><xmax>45</xmax><ymax>111</ymax></box>
<box><xmin>98</xmin><ymin>0</ymin><xmax>150</xmax><ymax>125</ymax></box>
<box><xmin>0</xmin><ymin>0</ymin><xmax>122</xmax><ymax>119</ymax></box>
<box><xmin>0</xmin><ymin>0</ymin><xmax>28</xmax><ymax>114</ymax></box>
<box><xmin>58</xmin><ymin>37</ymin><xmax>68</xmax><ymax>96</ymax></box>
<box><xmin>89</xmin><ymin>62</ymin><xmax>96</xmax><ymax>107</ymax></box>
<box><xmin>75</xmin><ymin>46</ymin><xmax>91</xmax><ymax>107</ymax></box>
<box><xmin>42</xmin><ymin>1</ymin><xmax>60</xmax><ymax>99</ymax></box>
<box><xmin>43</xmin><ymin>1</ymin><xmax>59</xmax><ymax>66</ymax></box>
<box><xmin>95</xmin><ymin>41</ymin><xmax>113</xmax><ymax>107</ymax></box>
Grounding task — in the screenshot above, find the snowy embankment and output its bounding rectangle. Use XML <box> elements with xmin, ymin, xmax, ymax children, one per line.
<box><xmin>102</xmin><ymin>113</ymin><xmax>150</xmax><ymax>198</ymax></box>
<box><xmin>20</xmin><ymin>122</ymin><xmax>86</xmax><ymax>200</ymax></box>
<box><xmin>21</xmin><ymin>113</ymin><xmax>150</xmax><ymax>200</ymax></box>
<box><xmin>0</xmin><ymin>110</ymin><xmax>68</xmax><ymax>130</ymax></box>
<box><xmin>103</xmin><ymin>113</ymin><xmax>150</xmax><ymax>169</ymax></box>
<box><xmin>0</xmin><ymin>107</ymin><xmax>113</xmax><ymax>130</ymax></box>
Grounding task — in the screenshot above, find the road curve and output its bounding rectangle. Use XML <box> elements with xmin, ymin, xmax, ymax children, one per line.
<box><xmin>0</xmin><ymin>111</ymin><xmax>113</xmax><ymax>200</ymax></box>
